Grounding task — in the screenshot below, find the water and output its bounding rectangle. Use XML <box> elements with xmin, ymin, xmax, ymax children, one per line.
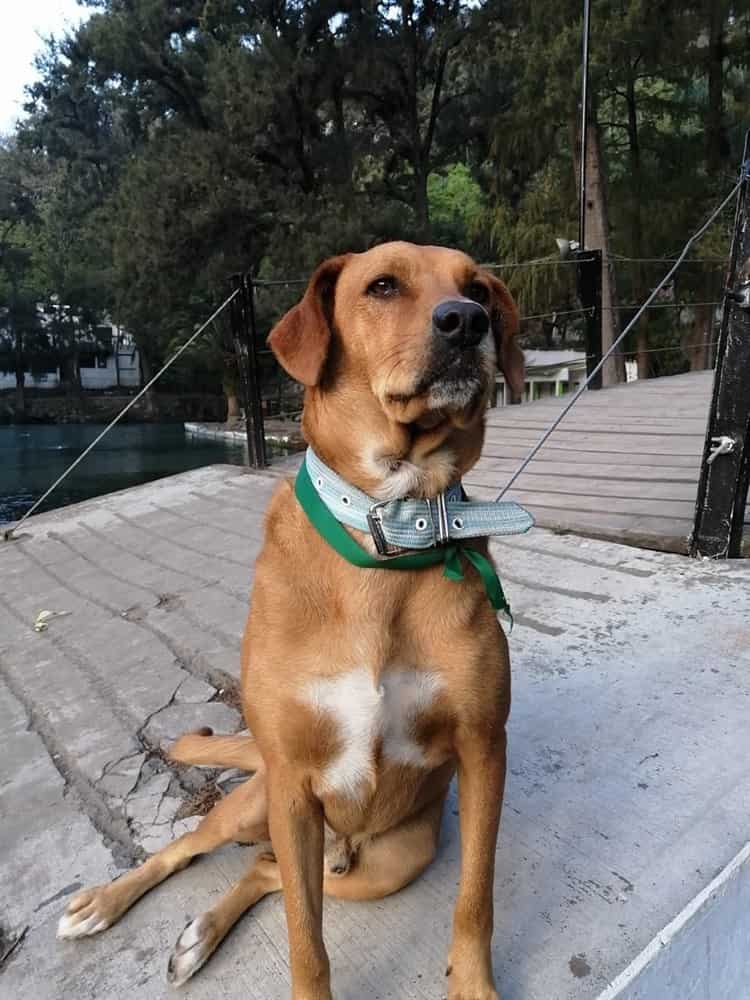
<box><xmin>0</xmin><ymin>424</ymin><xmax>251</xmax><ymax>526</ymax></box>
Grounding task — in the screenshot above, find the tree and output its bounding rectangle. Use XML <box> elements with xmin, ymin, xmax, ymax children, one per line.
<box><xmin>343</xmin><ymin>0</ymin><xmax>485</xmax><ymax>236</ymax></box>
<box><xmin>0</xmin><ymin>139</ymin><xmax>47</xmax><ymax>415</ymax></box>
<box><xmin>8</xmin><ymin>0</ymin><xmax>749</xmax><ymax>414</ymax></box>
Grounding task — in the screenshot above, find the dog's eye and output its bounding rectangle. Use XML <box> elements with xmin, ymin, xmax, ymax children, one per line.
<box><xmin>464</xmin><ymin>281</ymin><xmax>489</xmax><ymax>305</ymax></box>
<box><xmin>367</xmin><ymin>276</ymin><xmax>399</xmax><ymax>298</ymax></box>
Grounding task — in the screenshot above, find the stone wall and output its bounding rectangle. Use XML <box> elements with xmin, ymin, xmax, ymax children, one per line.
<box><xmin>0</xmin><ymin>390</ymin><xmax>225</xmax><ymax>424</ymax></box>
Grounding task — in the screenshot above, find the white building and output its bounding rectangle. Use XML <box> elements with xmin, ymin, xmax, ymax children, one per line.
<box><xmin>0</xmin><ymin>309</ymin><xmax>141</xmax><ymax>391</ymax></box>
<box><xmin>495</xmin><ymin>349</ymin><xmax>588</xmax><ymax>405</ymax></box>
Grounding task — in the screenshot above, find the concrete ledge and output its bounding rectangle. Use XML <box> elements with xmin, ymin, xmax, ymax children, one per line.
<box><xmin>596</xmin><ymin>842</ymin><xmax>750</xmax><ymax>999</ymax></box>
<box><xmin>184</xmin><ymin>420</ymin><xmax>305</xmax><ymax>450</ymax></box>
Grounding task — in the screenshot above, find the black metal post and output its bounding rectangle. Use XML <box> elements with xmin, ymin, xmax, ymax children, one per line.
<box><xmin>229</xmin><ymin>273</ymin><xmax>267</xmax><ymax>469</ymax></box>
<box><xmin>576</xmin><ymin>249</ymin><xmax>603</xmax><ymax>390</ymax></box>
<box><xmin>579</xmin><ymin>0</ymin><xmax>592</xmax><ymax>250</ymax></box>
<box><xmin>690</xmin><ymin>133</ymin><xmax>750</xmax><ymax>558</ymax></box>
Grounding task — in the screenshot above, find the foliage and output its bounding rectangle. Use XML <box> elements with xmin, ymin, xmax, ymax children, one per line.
<box><xmin>1</xmin><ymin>0</ymin><xmax>748</xmax><ymax>393</ymax></box>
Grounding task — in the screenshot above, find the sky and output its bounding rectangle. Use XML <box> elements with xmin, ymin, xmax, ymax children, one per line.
<box><xmin>0</xmin><ymin>0</ymin><xmax>88</xmax><ymax>134</ymax></box>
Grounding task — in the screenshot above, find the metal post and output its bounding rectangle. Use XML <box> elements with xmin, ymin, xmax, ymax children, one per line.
<box><xmin>576</xmin><ymin>249</ymin><xmax>603</xmax><ymax>390</ymax></box>
<box><xmin>229</xmin><ymin>273</ymin><xmax>267</xmax><ymax>469</ymax></box>
<box><xmin>244</xmin><ymin>275</ymin><xmax>268</xmax><ymax>467</ymax></box>
<box><xmin>690</xmin><ymin>133</ymin><xmax>750</xmax><ymax>558</ymax></box>
<box><xmin>579</xmin><ymin>0</ymin><xmax>592</xmax><ymax>250</ymax></box>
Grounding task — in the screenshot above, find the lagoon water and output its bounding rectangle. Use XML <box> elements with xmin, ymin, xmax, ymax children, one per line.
<box><xmin>0</xmin><ymin>423</ymin><xmax>249</xmax><ymax>526</ymax></box>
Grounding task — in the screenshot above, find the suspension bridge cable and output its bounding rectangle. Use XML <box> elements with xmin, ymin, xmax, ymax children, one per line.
<box><xmin>495</xmin><ymin>176</ymin><xmax>744</xmax><ymax>501</ymax></box>
<box><xmin>255</xmin><ymin>255</ymin><xmax>723</xmax><ymax>288</ymax></box>
<box><xmin>3</xmin><ymin>288</ymin><xmax>240</xmax><ymax>542</ymax></box>
<box><xmin>519</xmin><ymin>300</ymin><xmax>722</xmax><ymax>323</ymax></box>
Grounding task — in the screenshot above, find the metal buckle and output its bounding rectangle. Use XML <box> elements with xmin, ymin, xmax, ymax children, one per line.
<box><xmin>366</xmin><ymin>499</ymin><xmax>403</xmax><ymax>557</ymax></box>
<box><xmin>426</xmin><ymin>492</ymin><xmax>450</xmax><ymax>545</ymax></box>
<box><xmin>367</xmin><ymin>494</ymin><xmax>450</xmax><ymax>556</ymax></box>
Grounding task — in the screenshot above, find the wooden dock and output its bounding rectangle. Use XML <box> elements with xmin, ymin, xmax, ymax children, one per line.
<box><xmin>467</xmin><ymin>370</ymin><xmax>748</xmax><ymax>555</ymax></box>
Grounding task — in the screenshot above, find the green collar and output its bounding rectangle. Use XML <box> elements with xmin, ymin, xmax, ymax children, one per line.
<box><xmin>294</xmin><ymin>460</ymin><xmax>512</xmax><ymax>625</ymax></box>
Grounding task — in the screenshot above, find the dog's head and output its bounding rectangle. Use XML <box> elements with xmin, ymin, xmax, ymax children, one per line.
<box><xmin>268</xmin><ymin>242</ymin><xmax>524</xmax><ymax>497</ymax></box>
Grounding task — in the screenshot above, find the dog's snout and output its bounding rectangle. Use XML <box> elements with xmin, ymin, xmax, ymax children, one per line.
<box><xmin>432</xmin><ymin>299</ymin><xmax>490</xmax><ymax>349</ymax></box>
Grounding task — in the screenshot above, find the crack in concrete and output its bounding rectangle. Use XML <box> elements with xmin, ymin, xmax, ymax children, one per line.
<box><xmin>97</xmin><ymin>750</ymin><xmax>142</xmax><ymax>784</ymax></box>
<box><xmin>0</xmin><ymin>653</ymin><xmax>143</xmax><ymax>868</ymax></box>
<box><xmin>136</xmin><ymin>677</ymin><xmax>184</xmax><ymax>748</ymax></box>
<box><xmin>4</xmin><ymin>542</ymin><xmax>232</xmax><ymax>859</ymax></box>
<box><xmin>0</xmin><ymin>584</ymin><xmax>200</xmax><ymax>859</ymax></box>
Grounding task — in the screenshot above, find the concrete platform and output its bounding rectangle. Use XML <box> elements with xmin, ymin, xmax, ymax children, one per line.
<box><xmin>1</xmin><ymin>465</ymin><xmax>748</xmax><ymax>999</ymax></box>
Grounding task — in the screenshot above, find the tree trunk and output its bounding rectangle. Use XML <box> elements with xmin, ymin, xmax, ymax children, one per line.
<box><xmin>9</xmin><ymin>274</ymin><xmax>25</xmax><ymax>418</ymax></box>
<box><xmin>73</xmin><ymin>347</ymin><xmax>82</xmax><ymax>392</ymax></box>
<box><xmin>225</xmin><ymin>390</ymin><xmax>240</xmax><ymax>422</ymax></box>
<box><xmin>401</xmin><ymin>0</ymin><xmax>430</xmax><ymax>238</ymax></box>
<box><xmin>224</xmin><ymin>372</ymin><xmax>241</xmax><ymax>425</ymax></box>
<box><xmin>580</xmin><ymin>120</ymin><xmax>623</xmax><ymax>386</ymax></box>
<box><xmin>137</xmin><ymin>341</ymin><xmax>158</xmax><ymax>418</ymax></box>
<box><xmin>59</xmin><ymin>355</ymin><xmax>76</xmax><ymax>392</ymax></box>
<box><xmin>114</xmin><ymin>327</ymin><xmax>121</xmax><ymax>389</ymax></box>
<box><xmin>14</xmin><ymin>330</ymin><xmax>25</xmax><ymax>419</ymax></box>
<box><xmin>413</xmin><ymin>165</ymin><xmax>430</xmax><ymax>235</ymax></box>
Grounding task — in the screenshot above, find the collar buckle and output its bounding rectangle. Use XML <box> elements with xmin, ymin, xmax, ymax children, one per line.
<box><xmin>366</xmin><ymin>499</ymin><xmax>403</xmax><ymax>557</ymax></box>
<box><xmin>426</xmin><ymin>493</ymin><xmax>450</xmax><ymax>545</ymax></box>
<box><xmin>367</xmin><ymin>492</ymin><xmax>451</xmax><ymax>556</ymax></box>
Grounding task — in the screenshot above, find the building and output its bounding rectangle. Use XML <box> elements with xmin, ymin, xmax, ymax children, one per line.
<box><xmin>495</xmin><ymin>349</ymin><xmax>588</xmax><ymax>405</ymax></box>
<box><xmin>0</xmin><ymin>307</ymin><xmax>141</xmax><ymax>391</ymax></box>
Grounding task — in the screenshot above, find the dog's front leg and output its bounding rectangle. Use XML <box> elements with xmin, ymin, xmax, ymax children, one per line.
<box><xmin>268</xmin><ymin>769</ymin><xmax>331</xmax><ymax>1000</ymax></box>
<box><xmin>447</xmin><ymin>729</ymin><xmax>507</xmax><ymax>1000</ymax></box>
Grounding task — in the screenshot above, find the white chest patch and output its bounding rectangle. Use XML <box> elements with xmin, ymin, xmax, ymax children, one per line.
<box><xmin>304</xmin><ymin>668</ymin><xmax>443</xmax><ymax>799</ymax></box>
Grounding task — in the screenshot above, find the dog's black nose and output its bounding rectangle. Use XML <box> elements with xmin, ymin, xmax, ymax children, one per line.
<box><xmin>432</xmin><ymin>299</ymin><xmax>490</xmax><ymax>349</ymax></box>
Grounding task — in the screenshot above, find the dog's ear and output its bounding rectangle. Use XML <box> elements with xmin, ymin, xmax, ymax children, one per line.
<box><xmin>267</xmin><ymin>255</ymin><xmax>349</xmax><ymax>386</ymax></box>
<box><xmin>485</xmin><ymin>272</ymin><xmax>525</xmax><ymax>403</ymax></box>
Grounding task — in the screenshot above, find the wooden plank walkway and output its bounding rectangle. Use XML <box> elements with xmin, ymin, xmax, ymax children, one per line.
<box><xmin>467</xmin><ymin>370</ymin><xmax>748</xmax><ymax>555</ymax></box>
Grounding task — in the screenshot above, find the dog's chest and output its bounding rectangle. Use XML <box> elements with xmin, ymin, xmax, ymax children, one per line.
<box><xmin>302</xmin><ymin>667</ymin><xmax>444</xmax><ymax>799</ymax></box>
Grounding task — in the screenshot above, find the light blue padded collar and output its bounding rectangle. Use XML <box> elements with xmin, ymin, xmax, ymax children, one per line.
<box><xmin>305</xmin><ymin>448</ymin><xmax>534</xmax><ymax>555</ymax></box>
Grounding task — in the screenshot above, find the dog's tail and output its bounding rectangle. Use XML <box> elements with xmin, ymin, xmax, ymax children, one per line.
<box><xmin>168</xmin><ymin>727</ymin><xmax>264</xmax><ymax>772</ymax></box>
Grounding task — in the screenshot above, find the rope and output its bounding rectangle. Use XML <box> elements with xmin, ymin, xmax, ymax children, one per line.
<box><xmin>512</xmin><ymin>340</ymin><xmax>719</xmax><ymax>366</ymax></box>
<box><xmin>479</xmin><ymin>257</ymin><xmax>581</xmax><ymax>269</ymax></box>
<box><xmin>610</xmin><ymin>254</ymin><xmax>725</xmax><ymax>264</ymax></box>
<box><xmin>519</xmin><ymin>300</ymin><xmax>722</xmax><ymax>323</ymax></box>
<box><xmin>3</xmin><ymin>289</ymin><xmax>240</xmax><ymax>542</ymax></box>
<box><xmin>254</xmin><ymin>255</ymin><xmax>723</xmax><ymax>286</ymax></box>
<box><xmin>495</xmin><ymin>177</ymin><xmax>743</xmax><ymax>501</ymax></box>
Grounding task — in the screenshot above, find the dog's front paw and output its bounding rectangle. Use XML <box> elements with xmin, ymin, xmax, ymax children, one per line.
<box><xmin>167</xmin><ymin>913</ymin><xmax>218</xmax><ymax>987</ymax></box>
<box><xmin>57</xmin><ymin>885</ymin><xmax>121</xmax><ymax>939</ymax></box>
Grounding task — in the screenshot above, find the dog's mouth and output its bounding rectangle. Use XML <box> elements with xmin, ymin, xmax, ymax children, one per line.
<box><xmin>387</xmin><ymin>350</ymin><xmax>487</xmax><ymax>412</ymax></box>
<box><xmin>383</xmin><ymin>348</ymin><xmax>494</xmax><ymax>428</ymax></box>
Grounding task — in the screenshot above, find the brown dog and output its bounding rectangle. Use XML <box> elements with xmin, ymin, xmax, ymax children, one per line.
<box><xmin>58</xmin><ymin>242</ymin><xmax>525</xmax><ymax>999</ymax></box>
